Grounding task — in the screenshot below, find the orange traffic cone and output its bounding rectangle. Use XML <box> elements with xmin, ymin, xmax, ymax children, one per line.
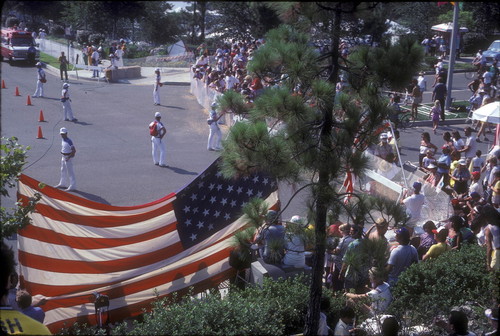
<box><xmin>15</xmin><ymin>86</ymin><xmax>20</xmax><ymax>96</ymax></box>
<box><xmin>38</xmin><ymin>110</ymin><xmax>45</xmax><ymax>122</ymax></box>
<box><xmin>37</xmin><ymin>126</ymin><xmax>44</xmax><ymax>139</ymax></box>
<box><xmin>1</xmin><ymin>80</ymin><xmax>6</xmax><ymax>89</ymax></box>
<box><xmin>26</xmin><ymin>95</ymin><xmax>32</xmax><ymax>106</ymax></box>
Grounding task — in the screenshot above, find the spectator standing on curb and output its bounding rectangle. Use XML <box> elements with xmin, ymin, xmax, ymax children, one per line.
<box><xmin>58</xmin><ymin>51</ymin><xmax>69</xmax><ymax>81</ymax></box>
<box><xmin>150</xmin><ymin>112</ymin><xmax>167</xmax><ymax>167</ymax></box>
<box><xmin>114</xmin><ymin>44</ymin><xmax>124</xmax><ymax>68</ymax></box>
<box><xmin>82</xmin><ymin>45</ymin><xmax>88</xmax><ymax>65</ymax></box>
<box><xmin>411</xmin><ymin>79</ymin><xmax>422</xmax><ymax>120</ymax></box>
<box><xmin>207</xmin><ymin>102</ymin><xmax>223</xmax><ymax>151</ymax></box>
<box><xmin>54</xmin><ymin>127</ymin><xmax>76</xmax><ymax>192</ymax></box>
<box><xmin>33</xmin><ymin>62</ymin><xmax>46</xmax><ymax>98</ymax></box>
<box><xmin>91</xmin><ymin>47</ymin><xmax>100</xmax><ymax>78</ymax></box>
<box><xmin>153</xmin><ymin>68</ymin><xmax>162</xmax><ymax>106</ymax></box>
<box><xmin>432</xmin><ymin>77</ymin><xmax>447</xmax><ymax>121</ymax></box>
<box><xmin>417</xmin><ymin>71</ymin><xmax>427</xmax><ymax>95</ymax></box>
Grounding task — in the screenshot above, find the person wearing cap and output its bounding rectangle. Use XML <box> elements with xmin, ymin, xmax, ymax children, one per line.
<box><xmin>374</xmin><ymin>133</ymin><xmax>393</xmax><ymax>161</ymax></box>
<box><xmin>61</xmin><ymin>82</ymin><xmax>76</xmax><ymax>122</ymax></box>
<box><xmin>282</xmin><ymin>215</ymin><xmax>307</xmax><ymax>269</ymax></box>
<box><xmin>468</xmin><ymin>171</ymin><xmax>484</xmax><ymax>198</ymax></box>
<box><xmin>33</xmin><ymin>62</ymin><xmax>46</xmax><ymax>98</ymax></box>
<box><xmin>417</xmin><ymin>71</ymin><xmax>427</xmax><ymax>94</ymax></box>
<box><xmin>451</xmin><ymin>159</ymin><xmax>471</xmax><ymax>196</ymax></box>
<box><xmin>54</xmin><ymin>127</ymin><xmax>76</xmax><ymax>191</ymax></box>
<box><xmin>207</xmin><ymin>102</ymin><xmax>223</xmax><ymax>151</ymax></box>
<box><xmin>386</xmin><ymin>227</ymin><xmax>418</xmax><ymax>285</ymax></box>
<box><xmin>401</xmin><ymin>182</ymin><xmax>426</xmax><ymax>234</ymax></box>
<box><xmin>424</xmin><ymin>162</ymin><xmax>440</xmax><ymax>187</ymax></box>
<box><xmin>153</xmin><ymin>68</ymin><xmax>162</xmax><ymax>106</ymax></box>
<box><xmin>150</xmin><ymin>112</ymin><xmax>167</xmax><ymax>167</ymax></box>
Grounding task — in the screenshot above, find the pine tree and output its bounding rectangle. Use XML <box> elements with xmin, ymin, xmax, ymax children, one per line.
<box><xmin>218</xmin><ymin>3</ymin><xmax>423</xmax><ymax>334</ymax></box>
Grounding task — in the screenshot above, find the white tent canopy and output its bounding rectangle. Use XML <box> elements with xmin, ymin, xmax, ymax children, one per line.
<box><xmin>431</xmin><ymin>23</ymin><xmax>469</xmax><ymax>33</ymax></box>
<box><xmin>472</xmin><ymin>102</ymin><xmax>500</xmax><ymax>124</ymax></box>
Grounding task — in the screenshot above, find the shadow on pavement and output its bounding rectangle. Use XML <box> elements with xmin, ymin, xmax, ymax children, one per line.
<box><xmin>71</xmin><ymin>190</ymin><xmax>111</xmax><ymax>205</ymax></box>
<box><xmin>164</xmin><ymin>105</ymin><xmax>185</xmax><ymax>110</ymax></box>
<box><xmin>165</xmin><ymin>166</ymin><xmax>198</xmax><ymax>175</ymax></box>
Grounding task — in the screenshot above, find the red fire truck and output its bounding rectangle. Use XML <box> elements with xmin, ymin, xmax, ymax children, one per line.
<box><xmin>1</xmin><ymin>27</ymin><xmax>40</xmax><ymax>65</ymax></box>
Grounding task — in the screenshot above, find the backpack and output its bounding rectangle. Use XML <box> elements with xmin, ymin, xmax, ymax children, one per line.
<box><xmin>149</xmin><ymin>121</ymin><xmax>158</xmax><ymax>136</ymax></box>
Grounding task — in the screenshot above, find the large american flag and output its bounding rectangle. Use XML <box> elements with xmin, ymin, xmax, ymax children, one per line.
<box><xmin>16</xmin><ymin>158</ymin><xmax>278</xmax><ymax>333</ymax></box>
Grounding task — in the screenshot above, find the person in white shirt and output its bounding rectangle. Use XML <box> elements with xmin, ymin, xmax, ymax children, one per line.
<box><xmin>150</xmin><ymin>112</ymin><xmax>167</xmax><ymax>167</ymax></box>
<box><xmin>207</xmin><ymin>103</ymin><xmax>223</xmax><ymax>151</ymax></box>
<box><xmin>459</xmin><ymin>127</ymin><xmax>478</xmax><ymax>167</ymax></box>
<box><xmin>54</xmin><ymin>127</ymin><xmax>77</xmax><ymax>191</ymax></box>
<box><xmin>33</xmin><ymin>62</ymin><xmax>46</xmax><ymax>98</ymax></box>
<box><xmin>224</xmin><ymin>71</ymin><xmax>240</xmax><ymax>91</ymax></box>
<box><xmin>333</xmin><ymin>306</ymin><xmax>356</xmax><ymax>336</ymax></box>
<box><xmin>153</xmin><ymin>68</ymin><xmax>162</xmax><ymax>106</ymax></box>
<box><xmin>401</xmin><ymin>182</ymin><xmax>426</xmax><ymax>235</ymax></box>
<box><xmin>345</xmin><ymin>267</ymin><xmax>392</xmax><ymax>316</ymax></box>
<box><xmin>417</xmin><ymin>71</ymin><xmax>427</xmax><ymax>93</ymax></box>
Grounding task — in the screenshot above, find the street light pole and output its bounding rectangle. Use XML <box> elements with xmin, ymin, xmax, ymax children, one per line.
<box><xmin>445</xmin><ymin>3</ymin><xmax>460</xmax><ymax>111</ymax></box>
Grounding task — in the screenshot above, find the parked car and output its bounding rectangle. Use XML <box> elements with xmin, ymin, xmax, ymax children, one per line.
<box><xmin>483</xmin><ymin>40</ymin><xmax>500</xmax><ymax>64</ymax></box>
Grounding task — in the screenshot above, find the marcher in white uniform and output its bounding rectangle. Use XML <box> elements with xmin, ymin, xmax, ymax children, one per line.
<box><xmin>153</xmin><ymin>68</ymin><xmax>162</xmax><ymax>105</ymax></box>
<box><xmin>207</xmin><ymin>103</ymin><xmax>223</xmax><ymax>151</ymax></box>
<box><xmin>61</xmin><ymin>83</ymin><xmax>76</xmax><ymax>122</ymax></box>
<box><xmin>150</xmin><ymin>112</ymin><xmax>167</xmax><ymax>167</ymax></box>
<box><xmin>54</xmin><ymin>127</ymin><xmax>76</xmax><ymax>191</ymax></box>
<box><xmin>33</xmin><ymin>62</ymin><xmax>46</xmax><ymax>98</ymax></box>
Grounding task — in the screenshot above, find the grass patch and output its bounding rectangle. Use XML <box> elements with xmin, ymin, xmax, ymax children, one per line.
<box><xmin>40</xmin><ymin>52</ymin><xmax>59</xmax><ymax>68</ymax></box>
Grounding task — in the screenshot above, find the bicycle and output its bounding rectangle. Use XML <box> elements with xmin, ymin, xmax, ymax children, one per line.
<box><xmin>393</xmin><ymin>110</ymin><xmax>415</xmax><ymax>129</ymax></box>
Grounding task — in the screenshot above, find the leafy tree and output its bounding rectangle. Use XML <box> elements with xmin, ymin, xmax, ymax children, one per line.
<box><xmin>136</xmin><ymin>1</ymin><xmax>180</xmax><ymax>46</ymax></box>
<box><xmin>208</xmin><ymin>2</ymin><xmax>280</xmax><ymax>41</ymax></box>
<box><xmin>463</xmin><ymin>2</ymin><xmax>500</xmax><ymax>36</ymax></box>
<box><xmin>1</xmin><ymin>137</ymin><xmax>41</xmax><ymax>240</ymax></box>
<box><xmin>216</xmin><ymin>2</ymin><xmax>422</xmax><ymax>333</ymax></box>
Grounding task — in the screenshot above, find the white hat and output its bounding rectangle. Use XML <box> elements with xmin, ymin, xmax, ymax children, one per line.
<box><xmin>62</xmin><ymin>83</ymin><xmax>69</xmax><ymax>88</ymax></box>
<box><xmin>458</xmin><ymin>159</ymin><xmax>467</xmax><ymax>165</ymax></box>
<box><xmin>36</xmin><ymin>62</ymin><xmax>42</xmax><ymax>67</ymax></box>
<box><xmin>380</xmin><ymin>133</ymin><xmax>388</xmax><ymax>140</ymax></box>
<box><xmin>290</xmin><ymin>215</ymin><xmax>302</xmax><ymax>223</ymax></box>
<box><xmin>155</xmin><ymin>68</ymin><xmax>160</xmax><ymax>72</ymax></box>
<box><xmin>155</xmin><ymin>112</ymin><xmax>161</xmax><ymax>118</ymax></box>
<box><xmin>59</xmin><ymin>127</ymin><xmax>68</xmax><ymax>134</ymax></box>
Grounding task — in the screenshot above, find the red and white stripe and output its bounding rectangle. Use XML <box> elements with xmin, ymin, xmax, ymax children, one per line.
<box><xmin>17</xmin><ymin>174</ymin><xmax>278</xmax><ymax>333</ymax></box>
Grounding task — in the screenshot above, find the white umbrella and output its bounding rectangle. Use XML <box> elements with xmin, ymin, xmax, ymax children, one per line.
<box><xmin>431</xmin><ymin>23</ymin><xmax>469</xmax><ymax>33</ymax></box>
<box><xmin>472</xmin><ymin>101</ymin><xmax>500</xmax><ymax>124</ymax></box>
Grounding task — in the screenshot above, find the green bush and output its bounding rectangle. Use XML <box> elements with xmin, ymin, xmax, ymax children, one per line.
<box><xmin>389</xmin><ymin>244</ymin><xmax>497</xmax><ymax>334</ymax></box>
<box><xmin>88</xmin><ymin>33</ymin><xmax>105</xmax><ymax>46</ymax></box>
<box><xmin>125</xmin><ymin>45</ymin><xmax>150</xmax><ymax>59</ymax></box>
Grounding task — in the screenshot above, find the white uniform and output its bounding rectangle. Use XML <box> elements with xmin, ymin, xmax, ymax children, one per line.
<box><xmin>61</xmin><ymin>88</ymin><xmax>75</xmax><ymax>121</ymax></box>
<box><xmin>207</xmin><ymin>110</ymin><xmax>222</xmax><ymax>150</ymax></box>
<box><xmin>151</xmin><ymin>120</ymin><xmax>167</xmax><ymax>166</ymax></box>
<box><xmin>153</xmin><ymin>72</ymin><xmax>161</xmax><ymax>105</ymax></box>
<box><xmin>33</xmin><ymin>68</ymin><xmax>46</xmax><ymax>97</ymax></box>
<box><xmin>114</xmin><ymin>48</ymin><xmax>124</xmax><ymax>68</ymax></box>
<box><xmin>58</xmin><ymin>137</ymin><xmax>76</xmax><ymax>190</ymax></box>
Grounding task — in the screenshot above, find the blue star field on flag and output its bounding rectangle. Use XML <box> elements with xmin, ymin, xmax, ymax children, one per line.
<box><xmin>174</xmin><ymin>158</ymin><xmax>278</xmax><ymax>249</ymax></box>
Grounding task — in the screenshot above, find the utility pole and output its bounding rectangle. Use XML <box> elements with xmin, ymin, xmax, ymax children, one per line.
<box><xmin>445</xmin><ymin>3</ymin><xmax>460</xmax><ymax>111</ymax></box>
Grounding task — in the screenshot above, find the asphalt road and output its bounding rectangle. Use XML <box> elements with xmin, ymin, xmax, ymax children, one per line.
<box><xmin>1</xmin><ymin>61</ymin><xmax>495</xmax><ymax>221</ymax></box>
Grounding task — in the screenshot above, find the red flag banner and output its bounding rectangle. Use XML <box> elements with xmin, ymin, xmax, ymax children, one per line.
<box><xmin>17</xmin><ymin>158</ymin><xmax>279</xmax><ymax>333</ymax></box>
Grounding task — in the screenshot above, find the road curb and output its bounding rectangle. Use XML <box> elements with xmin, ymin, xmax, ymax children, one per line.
<box><xmin>412</xmin><ymin>118</ymin><xmax>469</xmax><ymax>127</ymax></box>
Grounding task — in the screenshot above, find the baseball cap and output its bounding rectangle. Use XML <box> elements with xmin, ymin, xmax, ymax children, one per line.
<box><xmin>471</xmin><ymin>171</ymin><xmax>480</xmax><ymax>178</ymax></box>
<box><xmin>266</xmin><ymin>210</ymin><xmax>278</xmax><ymax>224</ymax></box>
<box><xmin>380</xmin><ymin>133</ymin><xmax>388</xmax><ymax>140</ymax></box>
<box><xmin>458</xmin><ymin>159</ymin><xmax>467</xmax><ymax>165</ymax></box>
<box><xmin>59</xmin><ymin>127</ymin><xmax>68</xmax><ymax>134</ymax></box>
<box><xmin>396</xmin><ymin>227</ymin><xmax>410</xmax><ymax>238</ymax></box>
<box><xmin>485</xmin><ymin>308</ymin><xmax>498</xmax><ymax>320</ymax></box>
<box><xmin>470</xmin><ymin>191</ymin><xmax>480</xmax><ymax>199</ymax></box>
<box><xmin>63</xmin><ymin>83</ymin><xmax>70</xmax><ymax>88</ymax></box>
<box><xmin>155</xmin><ymin>68</ymin><xmax>160</xmax><ymax>72</ymax></box>
<box><xmin>375</xmin><ymin>217</ymin><xmax>388</xmax><ymax>227</ymax></box>
<box><xmin>154</xmin><ymin>112</ymin><xmax>161</xmax><ymax>118</ymax></box>
<box><xmin>413</xmin><ymin>181</ymin><xmax>422</xmax><ymax>191</ymax></box>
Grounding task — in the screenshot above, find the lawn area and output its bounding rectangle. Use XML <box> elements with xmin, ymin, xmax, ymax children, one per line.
<box><xmin>40</xmin><ymin>52</ymin><xmax>59</xmax><ymax>68</ymax></box>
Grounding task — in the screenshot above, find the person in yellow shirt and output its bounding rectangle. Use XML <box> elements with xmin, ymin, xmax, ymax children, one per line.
<box><xmin>0</xmin><ymin>243</ymin><xmax>51</xmax><ymax>335</ymax></box>
<box><xmin>423</xmin><ymin>227</ymin><xmax>451</xmax><ymax>261</ymax></box>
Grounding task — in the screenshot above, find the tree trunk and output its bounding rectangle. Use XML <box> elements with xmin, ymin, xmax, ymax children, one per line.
<box><xmin>304</xmin><ymin>6</ymin><xmax>342</xmax><ymax>336</ymax></box>
<box><xmin>192</xmin><ymin>2</ymin><xmax>197</xmax><ymax>42</ymax></box>
<box><xmin>199</xmin><ymin>1</ymin><xmax>206</xmax><ymax>42</ymax></box>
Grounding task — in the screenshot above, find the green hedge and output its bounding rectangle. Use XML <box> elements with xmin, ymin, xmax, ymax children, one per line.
<box><xmin>389</xmin><ymin>244</ymin><xmax>498</xmax><ymax>335</ymax></box>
